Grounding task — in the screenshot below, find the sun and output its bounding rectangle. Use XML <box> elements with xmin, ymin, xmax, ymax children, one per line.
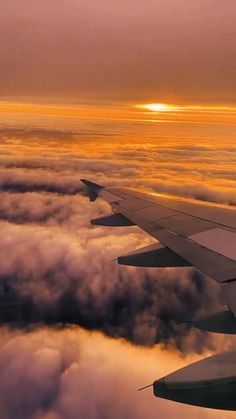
<box><xmin>135</xmin><ymin>103</ymin><xmax>178</xmax><ymax>112</ymax></box>
<box><xmin>143</xmin><ymin>103</ymin><xmax>169</xmax><ymax>112</ymax></box>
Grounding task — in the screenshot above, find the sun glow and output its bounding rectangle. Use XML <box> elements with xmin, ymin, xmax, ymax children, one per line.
<box><xmin>1</xmin><ymin>101</ymin><xmax>236</xmax><ymax>127</ymax></box>
<box><xmin>136</xmin><ymin>103</ymin><xmax>180</xmax><ymax>112</ymax></box>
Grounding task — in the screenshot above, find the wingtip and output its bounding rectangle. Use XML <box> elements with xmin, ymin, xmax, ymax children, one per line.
<box><xmin>80</xmin><ymin>179</ymin><xmax>104</xmax><ymax>191</ymax></box>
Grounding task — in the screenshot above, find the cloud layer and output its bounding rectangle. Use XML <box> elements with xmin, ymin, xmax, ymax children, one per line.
<box><xmin>0</xmin><ymin>121</ymin><xmax>235</xmax><ymax>418</ymax></box>
<box><xmin>1</xmin><ymin>327</ymin><xmax>232</xmax><ymax>419</ymax></box>
<box><xmin>0</xmin><ymin>124</ymin><xmax>234</xmax><ymax>351</ymax></box>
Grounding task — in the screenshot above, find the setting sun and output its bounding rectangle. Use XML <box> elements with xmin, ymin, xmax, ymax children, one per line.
<box><xmin>136</xmin><ymin>103</ymin><xmax>180</xmax><ymax>112</ymax></box>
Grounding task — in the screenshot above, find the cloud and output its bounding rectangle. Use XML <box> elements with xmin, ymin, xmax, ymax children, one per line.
<box><xmin>1</xmin><ymin>127</ymin><xmax>236</xmax><ymax>205</ymax></box>
<box><xmin>0</xmin><ymin>127</ymin><xmax>234</xmax><ymax>353</ymax></box>
<box><xmin>0</xmin><ymin>192</ymin><xmax>108</xmax><ymax>227</ymax></box>
<box><xmin>0</xmin><ymin>125</ymin><xmax>235</xmax><ymax>418</ymax></box>
<box><xmin>0</xmin><ymin>218</ymin><xmax>222</xmax><ymax>353</ymax></box>
<box><xmin>0</xmin><ymin>327</ymin><xmax>233</xmax><ymax>419</ymax></box>
<box><xmin>0</xmin><ymin>167</ymin><xmax>86</xmax><ymax>195</ymax></box>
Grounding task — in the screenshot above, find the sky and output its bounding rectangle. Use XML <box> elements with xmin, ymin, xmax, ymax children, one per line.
<box><xmin>1</xmin><ymin>0</ymin><xmax>236</xmax><ymax>104</ymax></box>
<box><xmin>1</xmin><ymin>1</ymin><xmax>236</xmax><ymax>418</ymax></box>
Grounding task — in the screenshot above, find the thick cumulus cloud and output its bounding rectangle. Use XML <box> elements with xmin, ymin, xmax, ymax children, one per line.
<box><xmin>0</xmin><ymin>122</ymin><xmax>236</xmax><ymax>418</ymax></box>
<box><xmin>0</xmin><ymin>327</ymin><xmax>233</xmax><ymax>419</ymax></box>
<box><xmin>0</xmin><ymin>167</ymin><xmax>86</xmax><ymax>195</ymax></box>
<box><xmin>0</xmin><ymin>218</ymin><xmax>221</xmax><ymax>352</ymax></box>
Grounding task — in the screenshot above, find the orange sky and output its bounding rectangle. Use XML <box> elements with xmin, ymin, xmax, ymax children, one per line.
<box><xmin>1</xmin><ymin>101</ymin><xmax>236</xmax><ymax>125</ymax></box>
<box><xmin>1</xmin><ymin>0</ymin><xmax>236</xmax><ymax>104</ymax></box>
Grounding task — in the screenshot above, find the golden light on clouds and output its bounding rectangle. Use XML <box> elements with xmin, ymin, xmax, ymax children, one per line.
<box><xmin>134</xmin><ymin>102</ymin><xmax>236</xmax><ymax>123</ymax></box>
<box><xmin>136</xmin><ymin>102</ymin><xmax>236</xmax><ymax>114</ymax></box>
<box><xmin>1</xmin><ymin>100</ymin><xmax>236</xmax><ymax>126</ymax></box>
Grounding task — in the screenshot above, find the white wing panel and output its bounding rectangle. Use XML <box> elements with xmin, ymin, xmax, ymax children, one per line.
<box><xmin>190</xmin><ymin>228</ymin><xmax>236</xmax><ymax>261</ymax></box>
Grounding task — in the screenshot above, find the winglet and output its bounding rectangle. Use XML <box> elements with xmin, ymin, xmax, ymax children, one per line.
<box><xmin>80</xmin><ymin>179</ymin><xmax>104</xmax><ymax>202</ymax></box>
<box><xmin>80</xmin><ymin>179</ymin><xmax>104</xmax><ymax>192</ymax></box>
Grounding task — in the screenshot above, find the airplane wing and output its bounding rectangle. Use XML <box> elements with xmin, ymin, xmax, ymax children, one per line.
<box><xmin>81</xmin><ymin>179</ymin><xmax>236</xmax><ymax>325</ymax></box>
<box><xmin>82</xmin><ymin>179</ymin><xmax>236</xmax><ymax>410</ymax></box>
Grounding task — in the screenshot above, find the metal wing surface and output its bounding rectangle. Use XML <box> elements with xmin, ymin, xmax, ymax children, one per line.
<box><xmin>81</xmin><ymin>179</ymin><xmax>236</xmax><ymax>316</ymax></box>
